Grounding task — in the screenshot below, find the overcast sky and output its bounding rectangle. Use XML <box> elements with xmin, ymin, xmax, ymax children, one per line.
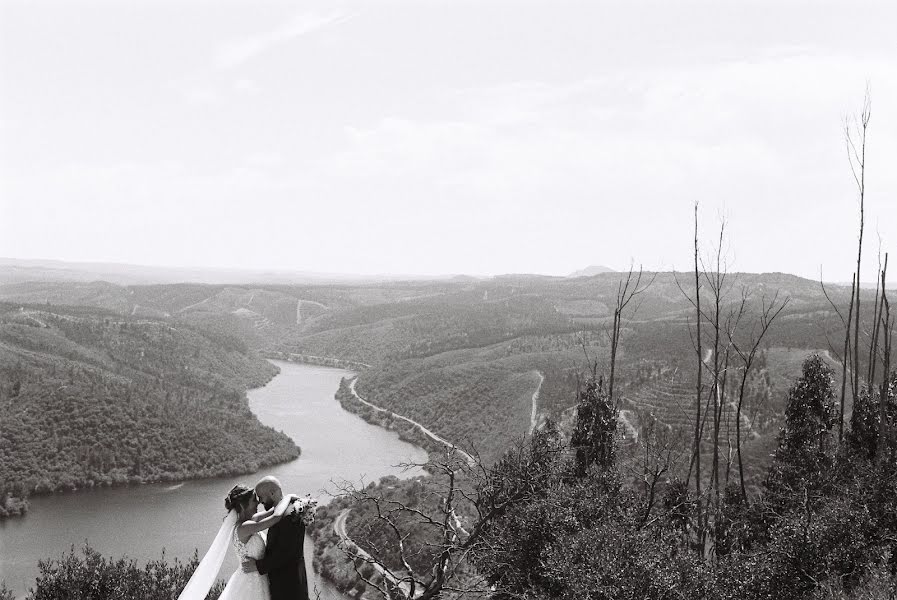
<box><xmin>1</xmin><ymin>1</ymin><xmax>896</xmax><ymax>279</ymax></box>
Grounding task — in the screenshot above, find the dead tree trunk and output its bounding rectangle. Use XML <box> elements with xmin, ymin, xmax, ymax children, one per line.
<box><xmin>842</xmin><ymin>276</ymin><xmax>856</xmax><ymax>442</ymax></box>
<box><xmin>869</xmin><ymin>251</ymin><xmax>884</xmax><ymax>387</ymax></box>
<box><xmin>608</xmin><ymin>266</ymin><xmax>654</xmax><ymax>408</ymax></box>
<box><xmin>692</xmin><ymin>203</ymin><xmax>703</xmax><ymax>546</ymax></box>
<box><xmin>876</xmin><ymin>254</ymin><xmax>891</xmax><ymax>464</ymax></box>
<box><xmin>729</xmin><ymin>292</ymin><xmax>788</xmax><ymax>500</ymax></box>
<box><xmin>846</xmin><ymin>91</ymin><xmax>870</xmax><ymax>401</ymax></box>
<box><xmin>704</xmin><ymin>223</ymin><xmax>728</xmax><ymax>518</ymax></box>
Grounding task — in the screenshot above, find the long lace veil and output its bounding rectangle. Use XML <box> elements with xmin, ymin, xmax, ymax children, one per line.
<box><xmin>177</xmin><ymin>509</ymin><xmax>238</xmax><ymax>600</ymax></box>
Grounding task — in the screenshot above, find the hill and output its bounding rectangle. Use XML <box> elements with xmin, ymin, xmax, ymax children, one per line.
<box><xmin>568</xmin><ymin>264</ymin><xmax>616</xmax><ymax>277</ymax></box>
<box><xmin>0</xmin><ymin>257</ymin><xmax>470</xmax><ymax>286</ymax></box>
<box><xmin>0</xmin><ymin>303</ymin><xmax>298</xmax><ymax>517</ymax></box>
<box><xmin>0</xmin><ymin>271</ymin><xmax>864</xmax><ymax>473</ymax></box>
<box><xmin>266</xmin><ymin>272</ymin><xmax>854</xmax><ymax>466</ymax></box>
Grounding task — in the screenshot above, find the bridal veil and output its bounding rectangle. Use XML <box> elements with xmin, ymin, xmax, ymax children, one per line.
<box><xmin>177</xmin><ymin>509</ymin><xmax>238</xmax><ymax>600</ymax></box>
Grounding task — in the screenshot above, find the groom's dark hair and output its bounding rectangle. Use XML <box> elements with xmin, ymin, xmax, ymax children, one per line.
<box><xmin>224</xmin><ymin>484</ymin><xmax>254</xmax><ymax>512</ymax></box>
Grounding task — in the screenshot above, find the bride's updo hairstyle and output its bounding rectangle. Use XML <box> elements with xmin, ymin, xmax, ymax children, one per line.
<box><xmin>224</xmin><ymin>484</ymin><xmax>254</xmax><ymax>513</ymax></box>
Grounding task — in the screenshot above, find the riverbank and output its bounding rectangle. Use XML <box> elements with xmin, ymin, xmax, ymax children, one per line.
<box><xmin>333</xmin><ymin>376</ymin><xmax>474</xmax><ymax>463</ymax></box>
<box><xmin>0</xmin><ymin>497</ymin><xmax>28</xmax><ymax>520</ymax></box>
<box><xmin>262</xmin><ymin>350</ymin><xmax>372</xmax><ymax>372</ymax></box>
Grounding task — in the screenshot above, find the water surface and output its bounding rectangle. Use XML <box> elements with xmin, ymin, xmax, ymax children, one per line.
<box><xmin>0</xmin><ymin>361</ymin><xmax>427</xmax><ymax>598</ymax></box>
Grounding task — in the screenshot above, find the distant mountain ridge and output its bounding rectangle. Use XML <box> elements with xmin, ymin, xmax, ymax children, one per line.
<box><xmin>0</xmin><ymin>258</ymin><xmax>471</xmax><ymax>286</ymax></box>
<box><xmin>568</xmin><ymin>265</ymin><xmax>617</xmax><ymax>277</ymax></box>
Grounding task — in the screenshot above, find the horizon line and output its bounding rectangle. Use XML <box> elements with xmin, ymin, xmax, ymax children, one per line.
<box><xmin>0</xmin><ymin>255</ymin><xmax>881</xmax><ymax>286</ymax></box>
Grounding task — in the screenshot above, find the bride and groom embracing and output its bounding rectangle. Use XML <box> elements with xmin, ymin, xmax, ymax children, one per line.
<box><xmin>178</xmin><ymin>476</ymin><xmax>318</xmax><ymax>600</ymax></box>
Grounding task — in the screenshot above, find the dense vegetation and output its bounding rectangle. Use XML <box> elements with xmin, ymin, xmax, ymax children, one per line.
<box><xmin>469</xmin><ymin>357</ymin><xmax>897</xmax><ymax>599</ymax></box>
<box><xmin>0</xmin><ymin>304</ymin><xmax>298</xmax><ymax>516</ymax></box>
<box><xmin>16</xmin><ymin>544</ymin><xmax>223</xmax><ymax>600</ymax></box>
<box><xmin>319</xmin><ymin>356</ymin><xmax>897</xmax><ymax>600</ymax></box>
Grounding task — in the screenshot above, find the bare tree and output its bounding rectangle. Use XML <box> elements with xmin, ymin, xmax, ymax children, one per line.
<box><xmin>334</xmin><ymin>441</ymin><xmax>558</xmax><ymax>600</ymax></box>
<box><xmin>690</xmin><ymin>203</ymin><xmax>704</xmax><ymax>516</ymax></box>
<box><xmin>819</xmin><ymin>88</ymin><xmax>874</xmax><ymax>442</ymax></box>
<box><xmin>335</xmin><ymin>452</ymin><xmax>478</xmax><ymax>600</ymax></box>
<box><xmin>727</xmin><ymin>290</ymin><xmax>789</xmax><ymax>499</ymax></box>
<box><xmin>607</xmin><ymin>264</ymin><xmax>656</xmax><ymax>407</ymax></box>
<box><xmin>672</xmin><ymin>203</ymin><xmax>709</xmax><ymax>554</ymax></box>
<box><xmin>701</xmin><ymin>222</ymin><xmax>730</xmax><ymax>517</ymax></box>
<box><xmin>868</xmin><ymin>243</ymin><xmax>884</xmax><ymax>387</ymax></box>
<box><xmin>821</xmin><ymin>273</ymin><xmax>855</xmax><ymax>442</ymax></box>
<box><xmin>674</xmin><ymin>206</ymin><xmax>733</xmax><ymax>555</ymax></box>
<box><xmin>876</xmin><ymin>254</ymin><xmax>892</xmax><ymax>465</ymax></box>
<box><xmin>636</xmin><ymin>413</ymin><xmax>688</xmax><ymax>528</ymax></box>
<box><xmin>845</xmin><ymin>88</ymin><xmax>871</xmax><ymax>400</ymax></box>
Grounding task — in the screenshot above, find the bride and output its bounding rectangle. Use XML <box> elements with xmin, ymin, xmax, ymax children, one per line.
<box><xmin>177</xmin><ymin>484</ymin><xmax>297</xmax><ymax>600</ymax></box>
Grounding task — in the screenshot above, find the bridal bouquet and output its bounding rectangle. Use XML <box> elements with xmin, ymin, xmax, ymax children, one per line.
<box><xmin>288</xmin><ymin>494</ymin><xmax>318</xmax><ymax>526</ymax></box>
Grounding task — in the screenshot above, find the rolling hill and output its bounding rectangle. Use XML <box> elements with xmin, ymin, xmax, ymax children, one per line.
<box><xmin>0</xmin><ymin>302</ymin><xmax>298</xmax><ymax>517</ymax></box>
<box><xmin>0</xmin><ymin>270</ymin><xmax>864</xmax><ymax>476</ymax></box>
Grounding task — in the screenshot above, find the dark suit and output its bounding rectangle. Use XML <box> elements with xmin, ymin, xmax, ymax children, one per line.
<box><xmin>257</xmin><ymin>517</ymin><xmax>309</xmax><ymax>600</ymax></box>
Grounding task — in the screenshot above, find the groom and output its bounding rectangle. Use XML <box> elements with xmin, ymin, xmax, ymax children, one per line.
<box><xmin>244</xmin><ymin>476</ymin><xmax>310</xmax><ymax>600</ymax></box>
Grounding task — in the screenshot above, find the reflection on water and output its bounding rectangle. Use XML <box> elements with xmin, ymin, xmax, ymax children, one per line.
<box><xmin>0</xmin><ymin>361</ymin><xmax>427</xmax><ymax>598</ymax></box>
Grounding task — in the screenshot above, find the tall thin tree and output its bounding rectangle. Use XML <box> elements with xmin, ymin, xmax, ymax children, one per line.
<box><xmin>846</xmin><ymin>89</ymin><xmax>871</xmax><ymax>400</ymax></box>
<box><xmin>607</xmin><ymin>265</ymin><xmax>655</xmax><ymax>408</ymax></box>
<box><xmin>728</xmin><ymin>291</ymin><xmax>788</xmax><ymax>499</ymax></box>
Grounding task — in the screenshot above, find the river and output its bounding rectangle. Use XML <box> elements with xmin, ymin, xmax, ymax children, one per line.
<box><xmin>0</xmin><ymin>361</ymin><xmax>428</xmax><ymax>598</ymax></box>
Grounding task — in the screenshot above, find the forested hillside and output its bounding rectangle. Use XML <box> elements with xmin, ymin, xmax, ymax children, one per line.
<box><xmin>276</xmin><ymin>273</ymin><xmax>856</xmax><ymax>467</ymax></box>
<box><xmin>0</xmin><ymin>272</ymin><xmax>865</xmax><ymax>473</ymax></box>
<box><xmin>0</xmin><ymin>303</ymin><xmax>298</xmax><ymax>518</ymax></box>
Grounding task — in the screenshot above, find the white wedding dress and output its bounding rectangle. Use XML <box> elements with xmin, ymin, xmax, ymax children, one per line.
<box><xmin>217</xmin><ymin>526</ymin><xmax>271</xmax><ymax>600</ymax></box>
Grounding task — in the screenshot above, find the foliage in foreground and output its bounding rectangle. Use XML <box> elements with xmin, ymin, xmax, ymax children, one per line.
<box><xmin>322</xmin><ymin>355</ymin><xmax>897</xmax><ymax>600</ymax></box>
<box><xmin>25</xmin><ymin>544</ymin><xmax>224</xmax><ymax>600</ymax></box>
<box><xmin>470</xmin><ymin>355</ymin><xmax>897</xmax><ymax>600</ymax></box>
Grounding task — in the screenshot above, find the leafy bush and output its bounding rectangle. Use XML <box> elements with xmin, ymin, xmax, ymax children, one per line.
<box><xmin>27</xmin><ymin>544</ymin><xmax>224</xmax><ymax>600</ymax></box>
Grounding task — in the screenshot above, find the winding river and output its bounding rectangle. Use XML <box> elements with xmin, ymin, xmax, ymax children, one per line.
<box><xmin>0</xmin><ymin>361</ymin><xmax>428</xmax><ymax>599</ymax></box>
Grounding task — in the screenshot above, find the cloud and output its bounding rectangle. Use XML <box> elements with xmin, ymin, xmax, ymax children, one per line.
<box><xmin>244</xmin><ymin>151</ymin><xmax>284</xmax><ymax>168</ymax></box>
<box><xmin>296</xmin><ymin>50</ymin><xmax>896</xmax><ymax>275</ymax></box>
<box><xmin>215</xmin><ymin>12</ymin><xmax>350</xmax><ymax>70</ymax></box>
<box><xmin>233</xmin><ymin>78</ymin><xmax>262</xmax><ymax>95</ymax></box>
<box><xmin>183</xmin><ymin>87</ymin><xmax>220</xmax><ymax>106</ymax></box>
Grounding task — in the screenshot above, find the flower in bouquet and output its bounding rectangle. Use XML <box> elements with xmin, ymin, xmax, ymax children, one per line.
<box><xmin>288</xmin><ymin>494</ymin><xmax>318</xmax><ymax>526</ymax></box>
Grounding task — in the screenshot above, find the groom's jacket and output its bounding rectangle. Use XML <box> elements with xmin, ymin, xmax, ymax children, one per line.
<box><xmin>257</xmin><ymin>516</ymin><xmax>308</xmax><ymax>600</ymax></box>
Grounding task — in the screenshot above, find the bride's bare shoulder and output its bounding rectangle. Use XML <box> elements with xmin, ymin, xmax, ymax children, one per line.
<box><xmin>236</xmin><ymin>520</ymin><xmax>258</xmax><ymax>542</ymax></box>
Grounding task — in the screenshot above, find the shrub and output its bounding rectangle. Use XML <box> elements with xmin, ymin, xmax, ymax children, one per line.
<box><xmin>28</xmin><ymin>544</ymin><xmax>224</xmax><ymax>600</ymax></box>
